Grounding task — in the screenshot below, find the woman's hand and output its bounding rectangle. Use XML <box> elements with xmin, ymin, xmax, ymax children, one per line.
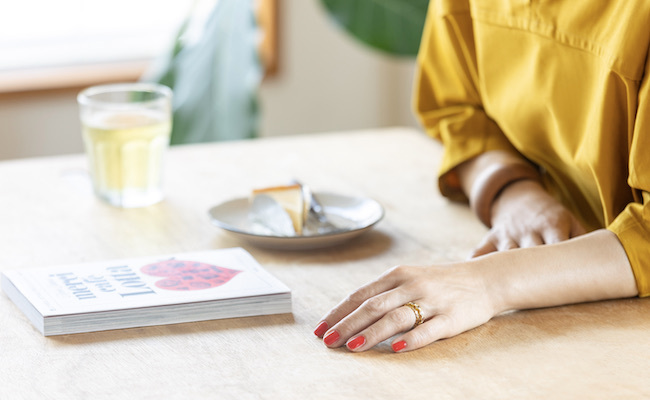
<box><xmin>471</xmin><ymin>179</ymin><xmax>586</xmax><ymax>257</ymax></box>
<box><xmin>452</xmin><ymin>151</ymin><xmax>586</xmax><ymax>257</ymax></box>
<box><xmin>313</xmin><ymin>262</ymin><xmax>497</xmax><ymax>353</ymax></box>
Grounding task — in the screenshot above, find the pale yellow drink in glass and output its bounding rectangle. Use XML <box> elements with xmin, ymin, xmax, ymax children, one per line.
<box><xmin>82</xmin><ymin>111</ymin><xmax>171</xmax><ymax>207</ymax></box>
<box><xmin>78</xmin><ymin>83</ymin><xmax>172</xmax><ymax>208</ymax></box>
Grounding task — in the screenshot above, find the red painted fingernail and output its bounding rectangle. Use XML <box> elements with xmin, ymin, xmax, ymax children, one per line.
<box><xmin>392</xmin><ymin>340</ymin><xmax>407</xmax><ymax>352</ymax></box>
<box><xmin>323</xmin><ymin>330</ymin><xmax>340</xmax><ymax>346</ymax></box>
<box><xmin>346</xmin><ymin>336</ymin><xmax>366</xmax><ymax>351</ymax></box>
<box><xmin>314</xmin><ymin>321</ymin><xmax>328</xmax><ymax>337</ymax></box>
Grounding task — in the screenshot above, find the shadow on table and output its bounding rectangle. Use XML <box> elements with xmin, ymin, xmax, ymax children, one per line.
<box><xmin>236</xmin><ymin>229</ymin><xmax>395</xmax><ymax>266</ymax></box>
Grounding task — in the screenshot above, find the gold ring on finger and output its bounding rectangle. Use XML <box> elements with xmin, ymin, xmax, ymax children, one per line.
<box><xmin>403</xmin><ymin>301</ymin><xmax>424</xmax><ymax>329</ymax></box>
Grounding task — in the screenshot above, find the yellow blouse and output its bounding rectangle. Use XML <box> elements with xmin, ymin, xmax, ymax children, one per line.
<box><xmin>414</xmin><ymin>0</ymin><xmax>650</xmax><ymax>296</ymax></box>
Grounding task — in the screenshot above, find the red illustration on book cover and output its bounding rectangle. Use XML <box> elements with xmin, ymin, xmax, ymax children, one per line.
<box><xmin>141</xmin><ymin>260</ymin><xmax>242</xmax><ymax>291</ymax></box>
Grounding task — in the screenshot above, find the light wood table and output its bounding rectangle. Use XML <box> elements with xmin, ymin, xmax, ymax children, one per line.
<box><xmin>1</xmin><ymin>127</ymin><xmax>648</xmax><ymax>399</ymax></box>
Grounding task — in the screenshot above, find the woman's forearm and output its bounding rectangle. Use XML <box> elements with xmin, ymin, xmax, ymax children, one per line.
<box><xmin>476</xmin><ymin>229</ymin><xmax>639</xmax><ymax>314</ymax></box>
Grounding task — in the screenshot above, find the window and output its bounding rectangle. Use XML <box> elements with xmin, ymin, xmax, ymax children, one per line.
<box><xmin>0</xmin><ymin>0</ymin><xmax>277</xmax><ymax>93</ymax></box>
<box><xmin>0</xmin><ymin>0</ymin><xmax>217</xmax><ymax>92</ymax></box>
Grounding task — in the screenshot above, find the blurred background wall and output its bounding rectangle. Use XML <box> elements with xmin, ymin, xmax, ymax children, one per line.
<box><xmin>0</xmin><ymin>0</ymin><xmax>418</xmax><ymax>160</ymax></box>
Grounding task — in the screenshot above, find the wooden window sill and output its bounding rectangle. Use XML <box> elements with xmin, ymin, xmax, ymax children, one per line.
<box><xmin>0</xmin><ymin>61</ymin><xmax>149</xmax><ymax>95</ymax></box>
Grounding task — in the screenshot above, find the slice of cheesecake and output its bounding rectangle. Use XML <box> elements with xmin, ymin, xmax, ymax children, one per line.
<box><xmin>251</xmin><ymin>184</ymin><xmax>309</xmax><ymax>235</ymax></box>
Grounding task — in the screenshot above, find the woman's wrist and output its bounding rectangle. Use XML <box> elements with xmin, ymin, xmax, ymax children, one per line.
<box><xmin>470</xmin><ymin>161</ymin><xmax>541</xmax><ymax>227</ymax></box>
<box><xmin>466</xmin><ymin>253</ymin><xmax>511</xmax><ymax>316</ymax></box>
<box><xmin>455</xmin><ymin>151</ymin><xmax>541</xmax><ymax>228</ymax></box>
<box><xmin>489</xmin><ymin>179</ymin><xmax>545</xmax><ymax>223</ymax></box>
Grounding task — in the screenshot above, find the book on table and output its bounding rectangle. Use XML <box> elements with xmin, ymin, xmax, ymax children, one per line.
<box><xmin>1</xmin><ymin>247</ymin><xmax>291</xmax><ymax>336</ymax></box>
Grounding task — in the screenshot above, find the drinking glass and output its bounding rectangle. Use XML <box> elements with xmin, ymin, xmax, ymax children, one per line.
<box><xmin>78</xmin><ymin>83</ymin><xmax>172</xmax><ymax>208</ymax></box>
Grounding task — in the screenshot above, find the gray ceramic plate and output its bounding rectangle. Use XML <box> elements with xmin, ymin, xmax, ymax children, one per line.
<box><xmin>208</xmin><ymin>192</ymin><xmax>384</xmax><ymax>250</ymax></box>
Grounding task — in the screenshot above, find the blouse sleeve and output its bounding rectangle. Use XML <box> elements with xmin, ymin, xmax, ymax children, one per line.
<box><xmin>413</xmin><ymin>0</ymin><xmax>519</xmax><ymax>202</ymax></box>
<box><xmin>606</xmin><ymin>51</ymin><xmax>650</xmax><ymax>297</ymax></box>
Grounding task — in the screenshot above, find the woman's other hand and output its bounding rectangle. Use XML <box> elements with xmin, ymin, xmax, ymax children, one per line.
<box><xmin>471</xmin><ymin>179</ymin><xmax>586</xmax><ymax>257</ymax></box>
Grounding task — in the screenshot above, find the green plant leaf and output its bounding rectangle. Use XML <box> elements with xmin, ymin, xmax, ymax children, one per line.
<box><xmin>320</xmin><ymin>0</ymin><xmax>429</xmax><ymax>56</ymax></box>
<box><xmin>142</xmin><ymin>0</ymin><xmax>262</xmax><ymax>145</ymax></box>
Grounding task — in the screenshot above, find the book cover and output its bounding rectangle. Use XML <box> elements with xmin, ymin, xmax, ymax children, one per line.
<box><xmin>1</xmin><ymin>247</ymin><xmax>291</xmax><ymax>336</ymax></box>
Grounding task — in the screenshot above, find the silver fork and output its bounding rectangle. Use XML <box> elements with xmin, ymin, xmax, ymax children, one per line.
<box><xmin>291</xmin><ymin>180</ymin><xmax>341</xmax><ymax>234</ymax></box>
